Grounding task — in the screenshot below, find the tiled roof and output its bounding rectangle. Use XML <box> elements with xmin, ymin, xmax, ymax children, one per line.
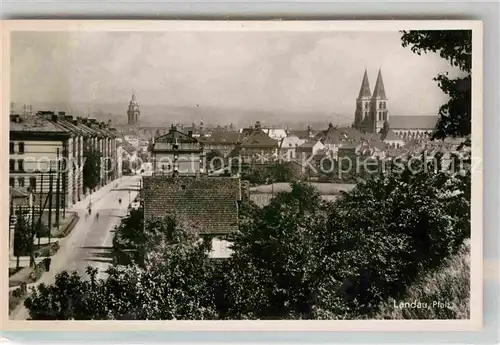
<box><xmin>10</xmin><ymin>114</ymin><xmax>71</xmax><ymax>134</ymax></box>
<box><xmin>200</xmin><ymin>131</ymin><xmax>242</xmax><ymax>144</ymax></box>
<box><xmin>298</xmin><ymin>140</ymin><xmax>319</xmax><ymax>149</ymax></box>
<box><xmin>383</xmin><ymin>129</ymin><xmax>403</xmax><ymax>141</ymax></box>
<box><xmin>143</xmin><ymin>176</ymin><xmax>241</xmax><ymax>234</ymax></box>
<box><xmin>240</xmin><ymin>130</ymin><xmax>278</xmax><ymax>148</ymax></box>
<box><xmin>390</xmin><ymin>115</ymin><xmax>438</xmax><ymax>129</ymax></box>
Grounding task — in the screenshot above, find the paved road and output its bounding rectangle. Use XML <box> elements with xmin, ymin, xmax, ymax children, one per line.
<box><xmin>10</xmin><ymin>175</ymin><xmax>142</xmax><ymax>320</ymax></box>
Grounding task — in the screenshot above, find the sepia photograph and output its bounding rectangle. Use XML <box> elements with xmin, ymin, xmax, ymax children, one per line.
<box><xmin>2</xmin><ymin>20</ymin><xmax>481</xmax><ymax>328</ymax></box>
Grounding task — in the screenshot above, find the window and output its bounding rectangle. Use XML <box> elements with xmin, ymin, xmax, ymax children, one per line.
<box><xmin>29</xmin><ymin>177</ymin><xmax>37</xmax><ymax>190</ymax></box>
<box><xmin>18</xmin><ymin>159</ymin><xmax>24</xmax><ymax>172</ymax></box>
<box><xmin>18</xmin><ymin>177</ymin><xmax>25</xmax><ymax>187</ymax></box>
<box><xmin>9</xmin><ymin>177</ymin><xmax>14</xmax><ymax>187</ymax></box>
<box><xmin>9</xmin><ymin>159</ymin><xmax>15</xmax><ymax>171</ymax></box>
<box><xmin>18</xmin><ymin>142</ymin><xmax>25</xmax><ymax>154</ymax></box>
<box><xmin>9</xmin><ymin>142</ymin><xmax>14</xmax><ymax>154</ymax></box>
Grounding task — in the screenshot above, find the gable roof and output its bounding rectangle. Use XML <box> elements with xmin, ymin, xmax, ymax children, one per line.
<box><xmin>240</xmin><ymin>130</ymin><xmax>278</xmax><ymax>148</ymax></box>
<box><xmin>156</xmin><ymin>128</ymin><xmax>199</xmax><ymax>144</ymax></box>
<box><xmin>383</xmin><ymin>129</ymin><xmax>404</xmax><ymax>141</ymax></box>
<box><xmin>390</xmin><ymin>115</ymin><xmax>438</xmax><ymax>130</ymax></box>
<box><xmin>199</xmin><ymin>131</ymin><xmax>243</xmax><ymax>145</ymax></box>
<box><xmin>143</xmin><ymin>176</ymin><xmax>241</xmax><ymax>234</ymax></box>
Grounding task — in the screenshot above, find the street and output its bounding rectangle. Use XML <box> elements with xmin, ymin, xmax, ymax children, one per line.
<box><xmin>10</xmin><ymin>175</ymin><xmax>142</xmax><ymax>320</ymax></box>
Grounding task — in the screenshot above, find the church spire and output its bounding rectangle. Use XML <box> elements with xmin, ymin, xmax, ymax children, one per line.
<box><xmin>372</xmin><ymin>69</ymin><xmax>387</xmax><ymax>99</ymax></box>
<box><xmin>357</xmin><ymin>69</ymin><xmax>371</xmax><ymax>98</ymax></box>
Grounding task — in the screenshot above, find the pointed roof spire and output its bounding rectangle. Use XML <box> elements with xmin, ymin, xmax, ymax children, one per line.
<box><xmin>131</xmin><ymin>91</ymin><xmax>136</xmax><ymax>102</ymax></box>
<box><xmin>372</xmin><ymin>69</ymin><xmax>387</xmax><ymax>99</ymax></box>
<box><xmin>358</xmin><ymin>69</ymin><xmax>371</xmax><ymax>98</ymax></box>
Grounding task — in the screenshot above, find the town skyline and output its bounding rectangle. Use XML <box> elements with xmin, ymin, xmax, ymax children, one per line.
<box><xmin>11</xmin><ymin>31</ymin><xmax>463</xmax><ymax>126</ymax></box>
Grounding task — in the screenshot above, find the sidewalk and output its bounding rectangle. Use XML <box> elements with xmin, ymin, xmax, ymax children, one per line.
<box><xmin>69</xmin><ymin>177</ymin><xmax>125</xmax><ymax>211</ymax></box>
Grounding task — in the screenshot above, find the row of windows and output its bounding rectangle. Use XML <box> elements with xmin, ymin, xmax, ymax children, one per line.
<box><xmin>363</xmin><ymin>101</ymin><xmax>387</xmax><ymax>110</ymax></box>
<box><xmin>10</xmin><ymin>159</ymin><xmax>24</xmax><ymax>172</ymax></box>
<box><xmin>9</xmin><ymin>142</ymin><xmax>25</xmax><ymax>154</ymax></box>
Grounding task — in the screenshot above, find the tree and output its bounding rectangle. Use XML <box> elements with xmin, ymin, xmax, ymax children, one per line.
<box><xmin>224</xmin><ymin>181</ymin><xmax>335</xmax><ymax>319</ymax></box>
<box><xmin>317</xmin><ymin>157</ymin><xmax>471</xmax><ymax>317</ymax></box>
<box><xmin>25</xmin><ymin>216</ymin><xmax>219</xmax><ymax>320</ymax></box>
<box><xmin>13</xmin><ymin>208</ymin><xmax>32</xmax><ymax>268</ymax></box>
<box><xmin>82</xmin><ymin>147</ymin><xmax>102</xmax><ymax>190</ymax></box>
<box><xmin>401</xmin><ymin>30</ymin><xmax>472</xmax><ymax>139</ymax></box>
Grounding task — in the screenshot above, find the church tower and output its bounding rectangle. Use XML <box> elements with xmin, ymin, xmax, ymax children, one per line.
<box><xmin>369</xmin><ymin>69</ymin><xmax>388</xmax><ymax>133</ymax></box>
<box><xmin>354</xmin><ymin>69</ymin><xmax>372</xmax><ymax>128</ymax></box>
<box><xmin>127</xmin><ymin>93</ymin><xmax>140</xmax><ymax>125</ymax></box>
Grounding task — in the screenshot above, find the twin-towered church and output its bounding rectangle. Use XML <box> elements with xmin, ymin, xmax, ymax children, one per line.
<box><xmin>353</xmin><ymin>69</ymin><xmax>438</xmax><ymax>139</ymax></box>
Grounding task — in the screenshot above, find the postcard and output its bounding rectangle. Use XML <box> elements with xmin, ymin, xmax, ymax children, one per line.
<box><xmin>1</xmin><ymin>20</ymin><xmax>482</xmax><ymax>332</ymax></box>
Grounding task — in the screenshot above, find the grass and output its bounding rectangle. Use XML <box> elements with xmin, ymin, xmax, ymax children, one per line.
<box><xmin>374</xmin><ymin>240</ymin><xmax>470</xmax><ymax>319</ymax></box>
<box><xmin>250</xmin><ymin>182</ymin><xmax>355</xmax><ymax>195</ymax></box>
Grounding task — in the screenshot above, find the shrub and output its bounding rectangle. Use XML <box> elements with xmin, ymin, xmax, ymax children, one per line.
<box><xmin>374</xmin><ymin>240</ymin><xmax>470</xmax><ymax>319</ymax></box>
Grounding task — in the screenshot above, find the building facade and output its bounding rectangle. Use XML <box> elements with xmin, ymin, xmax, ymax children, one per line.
<box><xmin>150</xmin><ymin>126</ymin><xmax>205</xmax><ymax>176</ymax></box>
<box><xmin>353</xmin><ymin>69</ymin><xmax>438</xmax><ymax>137</ymax></box>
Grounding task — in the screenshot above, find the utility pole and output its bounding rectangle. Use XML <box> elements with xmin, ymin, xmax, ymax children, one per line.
<box><xmin>30</xmin><ymin>193</ymin><xmax>35</xmax><ymax>267</ymax></box>
<box><xmin>38</xmin><ymin>174</ymin><xmax>44</xmax><ymax>246</ymax></box>
<box><xmin>48</xmin><ymin>174</ymin><xmax>53</xmax><ymax>245</ymax></box>
<box><xmin>55</xmin><ymin>148</ymin><xmax>61</xmax><ymax>229</ymax></box>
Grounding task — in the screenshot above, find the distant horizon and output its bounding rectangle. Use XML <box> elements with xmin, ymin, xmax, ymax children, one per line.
<box><xmin>11</xmin><ymin>31</ymin><xmax>460</xmax><ymax>126</ymax></box>
<box><xmin>10</xmin><ymin>100</ymin><xmax>439</xmax><ymax>129</ymax></box>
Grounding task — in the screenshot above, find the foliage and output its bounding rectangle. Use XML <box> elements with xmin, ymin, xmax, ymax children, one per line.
<box><xmin>83</xmin><ymin>148</ymin><xmax>102</xmax><ymax>190</ymax></box>
<box><xmin>401</xmin><ymin>30</ymin><xmax>472</xmax><ymax>139</ymax></box>
<box><xmin>318</xmin><ymin>157</ymin><xmax>470</xmax><ymax>316</ymax></box>
<box><xmin>25</xmin><ymin>216</ymin><xmax>219</xmax><ymax>320</ymax></box>
<box><xmin>13</xmin><ymin>209</ymin><xmax>32</xmax><ymax>257</ymax></box>
<box><xmin>242</xmin><ymin>163</ymin><xmax>298</xmax><ymax>185</ymax></box>
<box><xmin>25</xmin><ymin>157</ymin><xmax>470</xmax><ymax>320</ymax></box>
<box><xmin>375</xmin><ymin>240</ymin><xmax>470</xmax><ymax>319</ymax></box>
<box><xmin>224</xmin><ymin>181</ymin><xmax>335</xmax><ymax>319</ymax></box>
<box><xmin>205</xmin><ymin>150</ymin><xmax>224</xmax><ymax>171</ymax></box>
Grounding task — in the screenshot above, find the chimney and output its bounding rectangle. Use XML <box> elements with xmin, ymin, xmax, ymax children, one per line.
<box><xmin>65</xmin><ymin>115</ymin><xmax>73</xmax><ymax>121</ymax></box>
<box><xmin>188</xmin><ymin>131</ymin><xmax>193</xmax><ymax>137</ymax></box>
<box><xmin>307</xmin><ymin>125</ymin><xmax>313</xmax><ymax>137</ymax></box>
<box><xmin>51</xmin><ymin>114</ymin><xmax>58</xmax><ymax>122</ymax></box>
<box><xmin>23</xmin><ymin>104</ymin><xmax>29</xmax><ymax>116</ymax></box>
<box><xmin>255</xmin><ymin>121</ymin><xmax>262</xmax><ymax>130</ymax></box>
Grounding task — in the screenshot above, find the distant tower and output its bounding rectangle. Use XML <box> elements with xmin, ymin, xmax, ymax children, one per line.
<box><xmin>127</xmin><ymin>93</ymin><xmax>140</xmax><ymax>125</ymax></box>
<box><xmin>369</xmin><ymin>69</ymin><xmax>388</xmax><ymax>133</ymax></box>
<box><xmin>354</xmin><ymin>69</ymin><xmax>372</xmax><ymax>128</ymax></box>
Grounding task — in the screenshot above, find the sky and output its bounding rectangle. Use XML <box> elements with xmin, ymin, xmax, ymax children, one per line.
<box><xmin>11</xmin><ymin>30</ymin><xmax>461</xmax><ymax>125</ymax></box>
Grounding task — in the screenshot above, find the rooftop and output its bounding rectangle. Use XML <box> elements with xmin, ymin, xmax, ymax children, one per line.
<box><xmin>143</xmin><ymin>176</ymin><xmax>242</xmax><ymax>234</ymax></box>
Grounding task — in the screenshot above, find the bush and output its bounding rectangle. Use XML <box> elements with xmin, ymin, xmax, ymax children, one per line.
<box><xmin>28</xmin><ymin>261</ymin><xmax>46</xmax><ymax>283</ymax></box>
<box><xmin>374</xmin><ymin>240</ymin><xmax>470</xmax><ymax>319</ymax></box>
